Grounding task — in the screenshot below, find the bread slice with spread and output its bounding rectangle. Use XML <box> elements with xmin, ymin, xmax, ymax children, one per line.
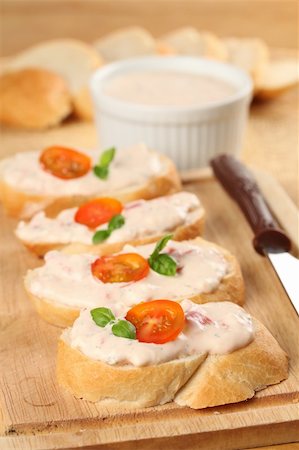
<box><xmin>24</xmin><ymin>236</ymin><xmax>244</xmax><ymax>328</ymax></box>
<box><xmin>0</xmin><ymin>143</ymin><xmax>181</xmax><ymax>219</ymax></box>
<box><xmin>15</xmin><ymin>191</ymin><xmax>204</xmax><ymax>257</ymax></box>
<box><xmin>57</xmin><ymin>299</ymin><xmax>288</xmax><ymax>409</ymax></box>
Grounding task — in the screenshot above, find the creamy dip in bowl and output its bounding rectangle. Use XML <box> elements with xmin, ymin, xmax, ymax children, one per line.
<box><xmin>90</xmin><ymin>56</ymin><xmax>252</xmax><ymax>170</ymax></box>
<box><xmin>103</xmin><ymin>70</ymin><xmax>236</xmax><ymax>107</ymax></box>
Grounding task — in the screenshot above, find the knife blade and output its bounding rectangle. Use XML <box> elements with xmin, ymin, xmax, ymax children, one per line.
<box><xmin>211</xmin><ymin>154</ymin><xmax>299</xmax><ymax>315</ymax></box>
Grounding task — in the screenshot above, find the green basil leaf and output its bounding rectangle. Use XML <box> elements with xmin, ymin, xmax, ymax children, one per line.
<box><xmin>93</xmin><ymin>165</ymin><xmax>109</xmax><ymax>180</ymax></box>
<box><xmin>91</xmin><ymin>307</ymin><xmax>115</xmax><ymax>327</ymax></box>
<box><xmin>108</xmin><ymin>214</ymin><xmax>125</xmax><ymax>232</ymax></box>
<box><xmin>99</xmin><ymin>147</ymin><xmax>116</xmax><ymax>167</ymax></box>
<box><xmin>149</xmin><ymin>253</ymin><xmax>177</xmax><ymax>276</ymax></box>
<box><xmin>150</xmin><ymin>234</ymin><xmax>173</xmax><ymax>261</ymax></box>
<box><xmin>112</xmin><ymin>319</ymin><xmax>136</xmax><ymax>340</ymax></box>
<box><xmin>92</xmin><ymin>229</ymin><xmax>111</xmax><ymax>244</ymax></box>
<box><xmin>93</xmin><ymin>148</ymin><xmax>116</xmax><ymax>179</ymax></box>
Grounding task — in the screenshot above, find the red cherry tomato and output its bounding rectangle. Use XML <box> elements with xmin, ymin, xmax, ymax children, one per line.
<box><xmin>126</xmin><ymin>300</ymin><xmax>185</xmax><ymax>344</ymax></box>
<box><xmin>74</xmin><ymin>198</ymin><xmax>123</xmax><ymax>228</ymax></box>
<box><xmin>40</xmin><ymin>146</ymin><xmax>91</xmax><ymax>179</ymax></box>
<box><xmin>91</xmin><ymin>253</ymin><xmax>150</xmax><ymax>283</ymax></box>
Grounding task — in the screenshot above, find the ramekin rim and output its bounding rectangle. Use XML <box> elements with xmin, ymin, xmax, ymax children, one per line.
<box><xmin>90</xmin><ymin>55</ymin><xmax>253</xmax><ymax>115</ymax></box>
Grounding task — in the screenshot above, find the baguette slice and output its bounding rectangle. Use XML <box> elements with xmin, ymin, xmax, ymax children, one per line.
<box><xmin>223</xmin><ymin>37</ymin><xmax>269</xmax><ymax>87</ymax></box>
<box><xmin>3</xmin><ymin>39</ymin><xmax>103</xmax><ymax>120</ymax></box>
<box><xmin>16</xmin><ymin>192</ymin><xmax>205</xmax><ymax>257</ymax></box>
<box><xmin>0</xmin><ymin>68</ymin><xmax>72</xmax><ymax>129</ymax></box>
<box><xmin>159</xmin><ymin>27</ymin><xmax>228</xmax><ymax>61</ymax></box>
<box><xmin>24</xmin><ymin>237</ymin><xmax>244</xmax><ymax>328</ymax></box>
<box><xmin>255</xmin><ymin>57</ymin><xmax>299</xmax><ymax>99</ymax></box>
<box><xmin>175</xmin><ymin>319</ymin><xmax>288</xmax><ymax>408</ymax></box>
<box><xmin>0</xmin><ymin>148</ymin><xmax>181</xmax><ymax>219</ymax></box>
<box><xmin>57</xmin><ymin>317</ymin><xmax>288</xmax><ymax>409</ymax></box>
<box><xmin>93</xmin><ymin>27</ymin><xmax>156</xmax><ymax>62</ymax></box>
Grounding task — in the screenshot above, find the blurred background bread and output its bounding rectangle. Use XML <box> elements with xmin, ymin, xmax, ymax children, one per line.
<box><xmin>159</xmin><ymin>27</ymin><xmax>228</xmax><ymax>61</ymax></box>
<box><xmin>0</xmin><ymin>68</ymin><xmax>72</xmax><ymax>129</ymax></box>
<box><xmin>93</xmin><ymin>26</ymin><xmax>157</xmax><ymax>62</ymax></box>
<box><xmin>255</xmin><ymin>57</ymin><xmax>299</xmax><ymax>99</ymax></box>
<box><xmin>223</xmin><ymin>37</ymin><xmax>269</xmax><ymax>87</ymax></box>
<box><xmin>1</xmin><ymin>39</ymin><xmax>103</xmax><ymax>124</ymax></box>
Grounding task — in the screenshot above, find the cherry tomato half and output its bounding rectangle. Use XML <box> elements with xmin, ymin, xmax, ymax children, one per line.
<box><xmin>126</xmin><ymin>300</ymin><xmax>185</xmax><ymax>344</ymax></box>
<box><xmin>91</xmin><ymin>253</ymin><xmax>150</xmax><ymax>283</ymax></box>
<box><xmin>74</xmin><ymin>198</ymin><xmax>123</xmax><ymax>228</ymax></box>
<box><xmin>39</xmin><ymin>146</ymin><xmax>91</xmax><ymax>179</ymax></box>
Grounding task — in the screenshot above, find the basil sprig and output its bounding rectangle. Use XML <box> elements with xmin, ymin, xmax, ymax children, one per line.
<box><xmin>91</xmin><ymin>307</ymin><xmax>115</xmax><ymax>327</ymax></box>
<box><xmin>112</xmin><ymin>320</ymin><xmax>136</xmax><ymax>340</ymax></box>
<box><xmin>148</xmin><ymin>234</ymin><xmax>177</xmax><ymax>276</ymax></box>
<box><xmin>92</xmin><ymin>214</ymin><xmax>125</xmax><ymax>244</ymax></box>
<box><xmin>93</xmin><ymin>147</ymin><xmax>116</xmax><ymax>180</ymax></box>
<box><xmin>90</xmin><ymin>307</ymin><xmax>136</xmax><ymax>340</ymax></box>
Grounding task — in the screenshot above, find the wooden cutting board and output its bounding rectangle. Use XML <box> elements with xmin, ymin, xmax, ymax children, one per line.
<box><xmin>0</xmin><ymin>168</ymin><xmax>298</xmax><ymax>450</ymax></box>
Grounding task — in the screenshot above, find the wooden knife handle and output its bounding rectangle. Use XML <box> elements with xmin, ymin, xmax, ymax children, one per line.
<box><xmin>211</xmin><ymin>154</ymin><xmax>291</xmax><ymax>254</ymax></box>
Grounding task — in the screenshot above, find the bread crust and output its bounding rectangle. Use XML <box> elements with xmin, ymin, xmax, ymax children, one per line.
<box><xmin>255</xmin><ymin>58</ymin><xmax>299</xmax><ymax>100</ymax></box>
<box><xmin>57</xmin><ymin>339</ymin><xmax>206</xmax><ymax>407</ymax></box>
<box><xmin>0</xmin><ymin>153</ymin><xmax>181</xmax><ymax>219</ymax></box>
<box><xmin>24</xmin><ymin>237</ymin><xmax>244</xmax><ymax>328</ymax></box>
<box><xmin>175</xmin><ymin>319</ymin><xmax>288</xmax><ymax>408</ymax></box>
<box><xmin>18</xmin><ymin>207</ymin><xmax>205</xmax><ymax>257</ymax></box>
<box><xmin>223</xmin><ymin>37</ymin><xmax>269</xmax><ymax>88</ymax></box>
<box><xmin>0</xmin><ymin>68</ymin><xmax>72</xmax><ymax>129</ymax></box>
<box><xmin>56</xmin><ymin>318</ymin><xmax>288</xmax><ymax>409</ymax></box>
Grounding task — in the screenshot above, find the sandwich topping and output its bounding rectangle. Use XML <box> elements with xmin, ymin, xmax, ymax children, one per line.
<box><xmin>26</xmin><ymin>240</ymin><xmax>230</xmax><ymax>310</ymax></box>
<box><xmin>39</xmin><ymin>146</ymin><xmax>91</xmax><ymax>179</ymax></box>
<box><xmin>90</xmin><ymin>234</ymin><xmax>175</xmax><ymax>283</ymax></box>
<box><xmin>16</xmin><ymin>192</ymin><xmax>202</xmax><ymax>245</ymax></box>
<box><xmin>63</xmin><ymin>299</ymin><xmax>254</xmax><ymax>366</ymax></box>
<box><xmin>91</xmin><ymin>253</ymin><xmax>150</xmax><ymax>283</ymax></box>
<box><xmin>74</xmin><ymin>197</ymin><xmax>123</xmax><ymax>229</ymax></box>
<box><xmin>0</xmin><ymin>143</ymin><xmax>165</xmax><ymax>196</ymax></box>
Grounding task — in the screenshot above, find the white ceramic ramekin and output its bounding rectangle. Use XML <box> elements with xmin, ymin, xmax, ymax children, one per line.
<box><xmin>90</xmin><ymin>56</ymin><xmax>253</xmax><ymax>170</ymax></box>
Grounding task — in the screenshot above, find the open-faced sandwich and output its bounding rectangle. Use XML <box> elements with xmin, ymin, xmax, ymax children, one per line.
<box><xmin>0</xmin><ymin>143</ymin><xmax>181</xmax><ymax>219</ymax></box>
<box><xmin>24</xmin><ymin>236</ymin><xmax>244</xmax><ymax>327</ymax></box>
<box><xmin>15</xmin><ymin>192</ymin><xmax>205</xmax><ymax>257</ymax></box>
<box><xmin>57</xmin><ymin>298</ymin><xmax>288</xmax><ymax>409</ymax></box>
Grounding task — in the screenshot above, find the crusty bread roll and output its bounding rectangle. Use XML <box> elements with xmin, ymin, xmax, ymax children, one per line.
<box><xmin>16</xmin><ymin>192</ymin><xmax>205</xmax><ymax>257</ymax></box>
<box><xmin>0</xmin><ymin>68</ymin><xmax>72</xmax><ymax>129</ymax></box>
<box><xmin>160</xmin><ymin>27</ymin><xmax>228</xmax><ymax>61</ymax></box>
<box><xmin>57</xmin><ymin>317</ymin><xmax>288</xmax><ymax>409</ymax></box>
<box><xmin>93</xmin><ymin>27</ymin><xmax>156</xmax><ymax>62</ymax></box>
<box><xmin>3</xmin><ymin>39</ymin><xmax>103</xmax><ymax>121</ymax></box>
<box><xmin>223</xmin><ymin>37</ymin><xmax>269</xmax><ymax>87</ymax></box>
<box><xmin>0</xmin><ymin>149</ymin><xmax>181</xmax><ymax>220</ymax></box>
<box><xmin>255</xmin><ymin>57</ymin><xmax>299</xmax><ymax>99</ymax></box>
<box><xmin>24</xmin><ymin>237</ymin><xmax>244</xmax><ymax>328</ymax></box>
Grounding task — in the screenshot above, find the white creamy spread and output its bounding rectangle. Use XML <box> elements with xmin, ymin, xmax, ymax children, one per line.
<box><xmin>62</xmin><ymin>300</ymin><xmax>254</xmax><ymax>366</ymax></box>
<box><xmin>104</xmin><ymin>70</ymin><xmax>236</xmax><ymax>107</ymax></box>
<box><xmin>16</xmin><ymin>192</ymin><xmax>202</xmax><ymax>245</ymax></box>
<box><xmin>26</xmin><ymin>240</ymin><xmax>229</xmax><ymax>310</ymax></box>
<box><xmin>0</xmin><ymin>143</ymin><xmax>164</xmax><ymax>196</ymax></box>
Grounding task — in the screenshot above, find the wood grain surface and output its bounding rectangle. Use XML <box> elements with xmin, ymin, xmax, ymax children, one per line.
<box><xmin>0</xmin><ymin>172</ymin><xmax>299</xmax><ymax>450</ymax></box>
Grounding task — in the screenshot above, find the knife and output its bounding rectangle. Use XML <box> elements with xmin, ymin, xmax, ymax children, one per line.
<box><xmin>211</xmin><ymin>154</ymin><xmax>299</xmax><ymax>315</ymax></box>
